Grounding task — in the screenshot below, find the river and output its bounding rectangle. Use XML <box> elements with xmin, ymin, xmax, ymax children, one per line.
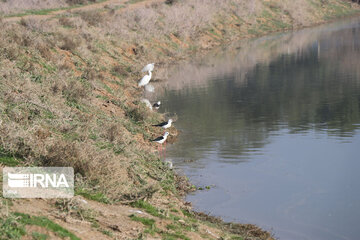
<box><xmin>148</xmin><ymin>16</ymin><xmax>360</xmax><ymax>240</ymax></box>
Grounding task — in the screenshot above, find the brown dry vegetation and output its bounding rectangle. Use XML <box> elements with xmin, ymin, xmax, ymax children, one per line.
<box><xmin>0</xmin><ymin>0</ymin><xmax>99</xmax><ymax>15</ymax></box>
<box><xmin>0</xmin><ymin>0</ymin><xmax>359</xmax><ymax>239</ymax></box>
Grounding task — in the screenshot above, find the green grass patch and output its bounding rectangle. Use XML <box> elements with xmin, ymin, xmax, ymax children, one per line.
<box><xmin>99</xmin><ymin>228</ymin><xmax>113</xmax><ymax>237</ymax></box>
<box><xmin>131</xmin><ymin>200</ymin><xmax>164</xmax><ymax>218</ymax></box>
<box><xmin>162</xmin><ymin>231</ymin><xmax>190</xmax><ymax>240</ymax></box>
<box><xmin>75</xmin><ymin>188</ymin><xmax>110</xmax><ymax>204</ymax></box>
<box><xmin>129</xmin><ymin>215</ymin><xmax>155</xmax><ymax>227</ymax></box>
<box><xmin>14</xmin><ymin>212</ymin><xmax>80</xmax><ymax>240</ymax></box>
<box><xmin>0</xmin><ymin>214</ymin><xmax>26</xmax><ymax>240</ymax></box>
<box><xmin>230</xmin><ymin>236</ymin><xmax>244</xmax><ymax>240</ymax></box>
<box><xmin>31</xmin><ymin>231</ymin><xmax>49</xmax><ymax>240</ymax></box>
<box><xmin>65</xmin><ymin>100</ymin><xmax>89</xmax><ymax>113</ymax></box>
<box><xmin>181</xmin><ymin>209</ymin><xmax>194</xmax><ymax>218</ymax></box>
<box><xmin>0</xmin><ymin>148</ymin><xmax>24</xmax><ymax>166</ymax></box>
<box><xmin>166</xmin><ymin>224</ymin><xmax>178</xmax><ymax>231</ymax></box>
<box><xmin>126</xmin><ymin>0</ymin><xmax>146</xmax><ymax>4</ymax></box>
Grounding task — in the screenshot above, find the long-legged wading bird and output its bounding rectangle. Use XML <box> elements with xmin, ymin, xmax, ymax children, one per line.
<box><xmin>153</xmin><ymin>101</ymin><xmax>161</xmax><ymax>110</ymax></box>
<box><xmin>152</xmin><ymin>119</ymin><xmax>173</xmax><ymax>131</ymax></box>
<box><xmin>151</xmin><ymin>132</ymin><xmax>169</xmax><ymax>159</ymax></box>
<box><xmin>141</xmin><ymin>63</ymin><xmax>154</xmax><ymax>72</ymax></box>
<box><xmin>138</xmin><ymin>70</ymin><xmax>152</xmax><ymax>87</ymax></box>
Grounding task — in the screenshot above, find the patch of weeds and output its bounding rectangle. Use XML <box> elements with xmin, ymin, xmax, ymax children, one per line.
<box><xmin>131</xmin><ymin>200</ymin><xmax>164</xmax><ymax>218</ymax></box>
<box><xmin>103</xmin><ymin>83</ymin><xmax>114</xmax><ymax>94</ymax></box>
<box><xmin>160</xmin><ymin>173</ymin><xmax>177</xmax><ymax>193</ymax></box>
<box><xmin>125</xmin><ymin>107</ymin><xmax>149</xmax><ymax>124</ymax></box>
<box><xmin>247</xmin><ymin>28</ymin><xmax>260</xmax><ymax>36</ymax></box>
<box><xmin>2</xmin><ymin>198</ymin><xmax>14</xmax><ymax>207</ymax></box>
<box><xmin>208</xmin><ymin>28</ymin><xmax>220</xmax><ymax>38</ymax></box>
<box><xmin>75</xmin><ymin>188</ymin><xmax>110</xmax><ymax>204</ymax></box>
<box><xmin>126</xmin><ymin>0</ymin><xmax>146</xmax><ymax>4</ymax></box>
<box><xmin>9</xmin><ymin>7</ymin><xmax>65</xmax><ymax>17</ymax></box>
<box><xmin>122</xmin><ymin>120</ymin><xmax>140</xmax><ymax>134</ymax></box>
<box><xmin>40</xmin><ymin>62</ymin><xmax>57</xmax><ymax>73</ymax></box>
<box><xmin>0</xmin><ymin>214</ymin><xmax>26</xmax><ymax>239</ymax></box>
<box><xmin>62</xmin><ymin>132</ymin><xmax>80</xmax><ymax>141</ymax></box>
<box><xmin>91</xmin><ymin>221</ymin><xmax>100</xmax><ymax>229</ymax></box>
<box><xmin>95</xmin><ymin>141</ymin><xmax>114</xmax><ymax>150</ymax></box>
<box><xmin>66</xmin><ymin>100</ymin><xmax>89</xmax><ymax>112</ymax></box>
<box><xmin>129</xmin><ymin>215</ymin><xmax>155</xmax><ymax>227</ymax></box>
<box><xmin>181</xmin><ymin>209</ymin><xmax>193</xmax><ymax>218</ymax></box>
<box><xmin>99</xmin><ymin>228</ymin><xmax>113</xmax><ymax>237</ymax></box>
<box><xmin>113</xmin><ymin>144</ymin><xmax>126</xmax><ymax>155</ymax></box>
<box><xmin>111</xmin><ymin>65</ymin><xmax>129</xmax><ymax>78</ymax></box>
<box><xmin>131</xmin><ymin>215</ymin><xmax>161</xmax><ymax>237</ymax></box>
<box><xmin>230</xmin><ymin>236</ymin><xmax>244</xmax><ymax>240</ymax></box>
<box><xmin>169</xmin><ymin>214</ymin><xmax>180</xmax><ymax>221</ymax></box>
<box><xmin>30</xmin><ymin>74</ymin><xmax>43</xmax><ymax>83</ymax></box>
<box><xmin>31</xmin><ymin>231</ymin><xmax>49</xmax><ymax>240</ymax></box>
<box><xmin>14</xmin><ymin>212</ymin><xmax>80</xmax><ymax>240</ymax></box>
<box><xmin>271</xmin><ymin>18</ymin><xmax>291</xmax><ymax>29</ymax></box>
<box><xmin>162</xmin><ymin>231</ymin><xmax>190</xmax><ymax>240</ymax></box>
<box><xmin>0</xmin><ymin>148</ymin><xmax>24</xmax><ymax>166</ymax></box>
<box><xmin>166</xmin><ymin>224</ymin><xmax>178</xmax><ymax>231</ymax></box>
<box><xmin>95</xmin><ymin>95</ymin><xmax>109</xmax><ymax>101</ymax></box>
<box><xmin>43</xmin><ymin>110</ymin><xmax>55</xmax><ymax>119</ymax></box>
<box><xmin>89</xmin><ymin>133</ymin><xmax>98</xmax><ymax>140</ymax></box>
<box><xmin>257</xmin><ymin>22</ymin><xmax>272</xmax><ymax>32</ymax></box>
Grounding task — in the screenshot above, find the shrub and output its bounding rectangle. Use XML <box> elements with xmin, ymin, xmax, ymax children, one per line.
<box><xmin>79</xmin><ymin>10</ymin><xmax>104</xmax><ymax>27</ymax></box>
<box><xmin>59</xmin><ymin>34</ymin><xmax>81</xmax><ymax>51</ymax></box>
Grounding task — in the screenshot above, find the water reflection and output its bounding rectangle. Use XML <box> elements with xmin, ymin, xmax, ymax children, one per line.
<box><xmin>155</xmin><ymin>16</ymin><xmax>360</xmax><ymax>240</ymax></box>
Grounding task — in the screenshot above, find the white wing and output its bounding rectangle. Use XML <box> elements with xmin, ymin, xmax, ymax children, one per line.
<box><xmin>141</xmin><ymin>63</ymin><xmax>154</xmax><ymax>72</ymax></box>
<box><xmin>138</xmin><ymin>75</ymin><xmax>150</xmax><ymax>86</ymax></box>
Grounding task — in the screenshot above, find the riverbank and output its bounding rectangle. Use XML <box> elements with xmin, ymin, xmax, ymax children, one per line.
<box><xmin>0</xmin><ymin>0</ymin><xmax>359</xmax><ymax>239</ymax></box>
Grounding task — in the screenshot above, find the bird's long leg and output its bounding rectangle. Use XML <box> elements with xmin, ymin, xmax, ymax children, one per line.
<box><xmin>160</xmin><ymin>144</ymin><xmax>163</xmax><ymax>160</ymax></box>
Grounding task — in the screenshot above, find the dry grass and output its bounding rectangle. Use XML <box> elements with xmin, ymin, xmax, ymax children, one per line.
<box><xmin>0</xmin><ymin>1</ymin><xmax>358</xmax><ymax>239</ymax></box>
<box><xmin>0</xmin><ymin>0</ymin><xmax>99</xmax><ymax>15</ymax></box>
<box><xmin>0</xmin><ymin>18</ymin><xmax>167</xmax><ymax>200</ymax></box>
<box><xmin>0</xmin><ymin>0</ymin><xmax>358</xmax><ymax>203</ymax></box>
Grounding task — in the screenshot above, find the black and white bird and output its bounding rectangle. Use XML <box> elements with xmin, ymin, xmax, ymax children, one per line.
<box><xmin>151</xmin><ymin>132</ymin><xmax>169</xmax><ymax>159</ymax></box>
<box><xmin>153</xmin><ymin>101</ymin><xmax>161</xmax><ymax>110</ymax></box>
<box><xmin>141</xmin><ymin>63</ymin><xmax>155</xmax><ymax>73</ymax></box>
<box><xmin>152</xmin><ymin>119</ymin><xmax>173</xmax><ymax>129</ymax></box>
<box><xmin>151</xmin><ymin>132</ymin><xmax>169</xmax><ymax>144</ymax></box>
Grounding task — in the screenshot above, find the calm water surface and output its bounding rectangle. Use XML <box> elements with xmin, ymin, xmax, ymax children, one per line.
<box><xmin>151</xmin><ymin>17</ymin><xmax>360</xmax><ymax>240</ymax></box>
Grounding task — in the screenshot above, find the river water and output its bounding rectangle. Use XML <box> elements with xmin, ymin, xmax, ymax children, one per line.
<box><xmin>149</xmin><ymin>17</ymin><xmax>360</xmax><ymax>240</ymax></box>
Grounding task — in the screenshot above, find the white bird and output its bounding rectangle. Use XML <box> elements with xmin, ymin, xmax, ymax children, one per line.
<box><xmin>152</xmin><ymin>119</ymin><xmax>173</xmax><ymax>129</ymax></box>
<box><xmin>138</xmin><ymin>70</ymin><xmax>152</xmax><ymax>87</ymax></box>
<box><xmin>141</xmin><ymin>63</ymin><xmax>154</xmax><ymax>72</ymax></box>
<box><xmin>153</xmin><ymin>101</ymin><xmax>161</xmax><ymax>110</ymax></box>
